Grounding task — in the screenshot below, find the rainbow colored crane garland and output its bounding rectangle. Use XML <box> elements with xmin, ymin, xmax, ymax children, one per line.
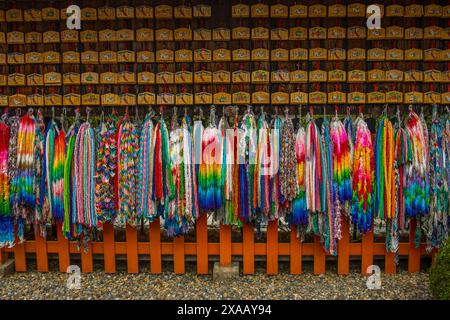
<box><xmin>0</xmin><ymin>107</ymin><xmax>448</xmax><ymax>256</ymax></box>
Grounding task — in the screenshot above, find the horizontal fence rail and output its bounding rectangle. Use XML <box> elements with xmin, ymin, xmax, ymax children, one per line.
<box><xmin>0</xmin><ymin>216</ymin><xmax>434</xmax><ymax>275</ymax></box>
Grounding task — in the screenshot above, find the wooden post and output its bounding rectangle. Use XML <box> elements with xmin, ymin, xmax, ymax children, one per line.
<box><xmin>125</xmin><ymin>224</ymin><xmax>138</xmax><ymax>273</ymax></box>
<box><xmin>242</xmin><ymin>223</ymin><xmax>254</xmax><ymax>274</ymax></box>
<box><xmin>56</xmin><ymin>222</ymin><xmax>70</xmax><ymax>272</ymax></box>
<box><xmin>266</xmin><ymin>220</ymin><xmax>278</xmax><ymax>275</ymax></box>
<box><xmin>173</xmin><ymin>236</ymin><xmax>185</xmax><ymax>274</ymax></box>
<box><xmin>150</xmin><ymin>219</ymin><xmax>162</xmax><ymax>274</ymax></box>
<box><xmin>337</xmin><ymin>218</ymin><xmax>350</xmax><ymax>275</ymax></box>
<box><xmin>385</xmin><ymin>252</ymin><xmax>396</xmax><ymax>274</ymax></box>
<box><xmin>80</xmin><ymin>241</ymin><xmax>93</xmax><ymax>273</ymax></box>
<box><xmin>196</xmin><ymin>214</ymin><xmax>208</xmax><ymax>274</ymax></box>
<box><xmin>290</xmin><ymin>226</ymin><xmax>302</xmax><ymax>274</ymax></box>
<box><xmin>35</xmin><ymin>226</ymin><xmax>48</xmax><ymax>272</ymax></box>
<box><xmin>219</xmin><ymin>224</ymin><xmax>232</xmax><ymax>266</ymax></box>
<box><xmin>103</xmin><ymin>222</ymin><xmax>115</xmax><ymax>273</ymax></box>
<box><xmin>361</xmin><ymin>227</ymin><xmax>374</xmax><ymax>275</ymax></box>
<box><xmin>13</xmin><ymin>226</ymin><xmax>26</xmax><ymax>272</ymax></box>
<box><xmin>408</xmin><ymin>219</ymin><xmax>420</xmax><ymax>273</ymax></box>
<box><xmin>0</xmin><ymin>248</ymin><xmax>7</xmax><ymax>264</ymax></box>
<box><xmin>313</xmin><ymin>236</ymin><xmax>326</xmax><ymax>275</ymax></box>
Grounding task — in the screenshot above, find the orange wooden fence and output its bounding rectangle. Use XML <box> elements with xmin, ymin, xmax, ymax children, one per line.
<box><xmin>0</xmin><ymin>216</ymin><xmax>433</xmax><ymax>275</ymax></box>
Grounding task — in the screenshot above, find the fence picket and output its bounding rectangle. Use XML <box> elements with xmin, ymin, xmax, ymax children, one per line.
<box><xmin>196</xmin><ymin>214</ymin><xmax>208</xmax><ymax>274</ymax></box>
<box><xmin>313</xmin><ymin>236</ymin><xmax>326</xmax><ymax>275</ymax></box>
<box><xmin>103</xmin><ymin>222</ymin><xmax>115</xmax><ymax>273</ymax></box>
<box><xmin>80</xmin><ymin>241</ymin><xmax>93</xmax><ymax>272</ymax></box>
<box><xmin>361</xmin><ymin>227</ymin><xmax>374</xmax><ymax>275</ymax></box>
<box><xmin>0</xmin><ymin>248</ymin><xmax>7</xmax><ymax>264</ymax></box>
<box><xmin>338</xmin><ymin>218</ymin><xmax>350</xmax><ymax>275</ymax></box>
<box><xmin>385</xmin><ymin>252</ymin><xmax>396</xmax><ymax>274</ymax></box>
<box><xmin>408</xmin><ymin>219</ymin><xmax>421</xmax><ymax>273</ymax></box>
<box><xmin>150</xmin><ymin>219</ymin><xmax>162</xmax><ymax>274</ymax></box>
<box><xmin>220</xmin><ymin>224</ymin><xmax>232</xmax><ymax>266</ymax></box>
<box><xmin>126</xmin><ymin>224</ymin><xmax>138</xmax><ymax>273</ymax></box>
<box><xmin>242</xmin><ymin>223</ymin><xmax>254</xmax><ymax>274</ymax></box>
<box><xmin>267</xmin><ymin>220</ymin><xmax>278</xmax><ymax>275</ymax></box>
<box><xmin>173</xmin><ymin>236</ymin><xmax>185</xmax><ymax>274</ymax></box>
<box><xmin>13</xmin><ymin>227</ymin><xmax>26</xmax><ymax>272</ymax></box>
<box><xmin>35</xmin><ymin>226</ymin><xmax>48</xmax><ymax>272</ymax></box>
<box><xmin>56</xmin><ymin>222</ymin><xmax>70</xmax><ymax>272</ymax></box>
<box><xmin>290</xmin><ymin>226</ymin><xmax>302</xmax><ymax>274</ymax></box>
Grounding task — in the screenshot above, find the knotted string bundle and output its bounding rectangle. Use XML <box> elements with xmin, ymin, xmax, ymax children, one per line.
<box><xmin>73</xmin><ymin>122</ymin><xmax>97</xmax><ymax>234</ymax></box>
<box><xmin>7</xmin><ymin>115</ymin><xmax>19</xmax><ymax>228</ymax></box>
<box><xmin>305</xmin><ymin>117</ymin><xmax>324</xmax><ymax>215</ymax></box>
<box><xmin>238</xmin><ymin>112</ymin><xmax>256</xmax><ymax>223</ymax></box>
<box><xmin>321</xmin><ymin>118</ymin><xmax>338</xmax><ymax>254</ymax></box>
<box><xmin>165</xmin><ymin>110</ymin><xmax>188</xmax><ymax>236</ymax></box>
<box><xmin>405</xmin><ymin>110</ymin><xmax>429</xmax><ymax>224</ymax></box>
<box><xmin>95</xmin><ymin>114</ymin><xmax>118</xmax><ymax>226</ymax></box>
<box><xmin>292</xmin><ymin>122</ymin><xmax>308</xmax><ymax>233</ymax></box>
<box><xmin>14</xmin><ymin>113</ymin><xmax>37</xmax><ymax>241</ymax></box>
<box><xmin>34</xmin><ymin>111</ymin><xmax>46</xmax><ymax>236</ymax></box>
<box><xmin>254</xmin><ymin>113</ymin><xmax>271</xmax><ymax>218</ymax></box>
<box><xmin>375</xmin><ymin>116</ymin><xmax>396</xmax><ymax>221</ymax></box>
<box><xmin>330</xmin><ymin>117</ymin><xmax>352</xmax><ymax>208</ymax></box>
<box><xmin>375</xmin><ymin>115</ymin><xmax>398</xmax><ymax>255</ymax></box>
<box><xmin>136</xmin><ymin>113</ymin><xmax>155</xmax><ymax>223</ymax></box>
<box><xmin>218</xmin><ymin>115</ymin><xmax>234</xmax><ymax>224</ymax></box>
<box><xmin>351</xmin><ymin>117</ymin><xmax>374</xmax><ymax>233</ymax></box>
<box><xmin>182</xmin><ymin>115</ymin><xmax>199</xmax><ymax>221</ymax></box>
<box><xmin>426</xmin><ymin>110</ymin><xmax>448</xmax><ymax>251</ymax></box>
<box><xmin>0</xmin><ymin>120</ymin><xmax>13</xmax><ymax>247</ymax></box>
<box><xmin>152</xmin><ymin>118</ymin><xmax>174</xmax><ymax>218</ymax></box>
<box><xmin>43</xmin><ymin>120</ymin><xmax>65</xmax><ymax>224</ymax></box>
<box><xmin>344</xmin><ymin>113</ymin><xmax>355</xmax><ymax>165</ymax></box>
<box><xmin>63</xmin><ymin>123</ymin><xmax>79</xmax><ymax>238</ymax></box>
<box><xmin>198</xmin><ymin>112</ymin><xmax>222</xmax><ymax>213</ymax></box>
<box><xmin>270</xmin><ymin>115</ymin><xmax>282</xmax><ymax>220</ymax></box>
<box><xmin>279</xmin><ymin>116</ymin><xmax>298</xmax><ymax>205</ymax></box>
<box><xmin>116</xmin><ymin>117</ymin><xmax>139</xmax><ymax>228</ymax></box>
<box><xmin>394</xmin><ymin>123</ymin><xmax>412</xmax><ymax>232</ymax></box>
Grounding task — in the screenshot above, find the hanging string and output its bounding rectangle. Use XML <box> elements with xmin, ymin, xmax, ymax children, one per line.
<box><xmin>218</xmin><ymin>114</ymin><xmax>234</xmax><ymax>224</ymax></box>
<box><xmin>321</xmin><ymin>117</ymin><xmax>338</xmax><ymax>255</ymax></box>
<box><xmin>405</xmin><ymin>110</ymin><xmax>429</xmax><ymax>229</ymax></box>
<box><xmin>73</xmin><ymin>121</ymin><xmax>97</xmax><ymax>240</ymax></box>
<box><xmin>95</xmin><ymin>112</ymin><xmax>118</xmax><ymax>227</ymax></box>
<box><xmin>165</xmin><ymin>108</ymin><xmax>188</xmax><ymax>236</ymax></box>
<box><xmin>182</xmin><ymin>114</ymin><xmax>199</xmax><ymax>221</ymax></box>
<box><xmin>254</xmin><ymin>112</ymin><xmax>271</xmax><ymax>219</ymax></box>
<box><xmin>0</xmin><ymin>119</ymin><xmax>13</xmax><ymax>247</ymax></box>
<box><xmin>152</xmin><ymin>118</ymin><xmax>175</xmax><ymax>219</ymax></box>
<box><xmin>330</xmin><ymin>115</ymin><xmax>352</xmax><ymax>211</ymax></box>
<box><xmin>14</xmin><ymin>113</ymin><xmax>37</xmax><ymax>241</ymax></box>
<box><xmin>279</xmin><ymin>115</ymin><xmax>298</xmax><ymax>207</ymax></box>
<box><xmin>305</xmin><ymin>115</ymin><xmax>324</xmax><ymax>215</ymax></box>
<box><xmin>43</xmin><ymin>120</ymin><xmax>65</xmax><ymax>224</ymax></box>
<box><xmin>292</xmin><ymin>121</ymin><xmax>308</xmax><ymax>237</ymax></box>
<box><xmin>270</xmin><ymin>114</ymin><xmax>282</xmax><ymax>220</ymax></box>
<box><xmin>63</xmin><ymin>120</ymin><xmax>79</xmax><ymax>239</ymax></box>
<box><xmin>426</xmin><ymin>108</ymin><xmax>448</xmax><ymax>251</ymax></box>
<box><xmin>7</xmin><ymin>113</ymin><xmax>20</xmax><ymax>231</ymax></box>
<box><xmin>198</xmin><ymin>108</ymin><xmax>222</xmax><ymax>213</ymax></box>
<box><xmin>375</xmin><ymin>116</ymin><xmax>396</xmax><ymax>221</ymax></box>
<box><xmin>239</xmin><ymin>110</ymin><xmax>256</xmax><ymax>223</ymax></box>
<box><xmin>351</xmin><ymin>116</ymin><xmax>374</xmax><ymax>233</ymax></box>
<box><xmin>136</xmin><ymin>112</ymin><xmax>155</xmax><ymax>223</ymax></box>
<box><xmin>116</xmin><ymin>116</ymin><xmax>139</xmax><ymax>228</ymax></box>
<box><xmin>34</xmin><ymin>110</ymin><xmax>46</xmax><ymax>236</ymax></box>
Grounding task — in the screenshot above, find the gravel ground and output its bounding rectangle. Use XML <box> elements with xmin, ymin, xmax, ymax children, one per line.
<box><xmin>0</xmin><ymin>261</ymin><xmax>431</xmax><ymax>300</ymax></box>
